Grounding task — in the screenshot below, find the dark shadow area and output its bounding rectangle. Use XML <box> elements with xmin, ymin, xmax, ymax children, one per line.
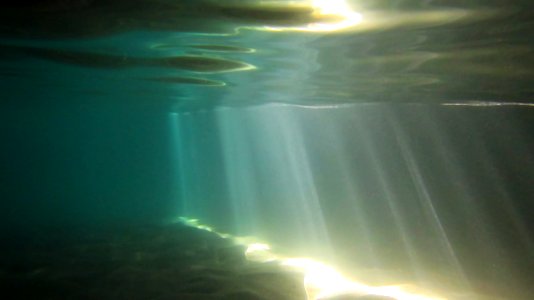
<box><xmin>0</xmin><ymin>222</ymin><xmax>306</xmax><ymax>299</ymax></box>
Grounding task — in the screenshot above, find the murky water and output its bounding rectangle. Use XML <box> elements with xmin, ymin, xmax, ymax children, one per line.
<box><xmin>1</xmin><ymin>1</ymin><xmax>532</xmax><ymax>299</ymax></box>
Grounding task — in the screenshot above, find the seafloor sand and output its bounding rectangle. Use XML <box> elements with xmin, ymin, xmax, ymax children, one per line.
<box><xmin>0</xmin><ymin>223</ymin><xmax>308</xmax><ymax>299</ymax></box>
<box><xmin>0</xmin><ymin>222</ymin><xmax>398</xmax><ymax>299</ymax></box>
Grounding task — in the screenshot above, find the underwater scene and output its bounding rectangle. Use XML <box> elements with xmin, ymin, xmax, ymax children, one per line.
<box><xmin>0</xmin><ymin>0</ymin><xmax>533</xmax><ymax>299</ymax></box>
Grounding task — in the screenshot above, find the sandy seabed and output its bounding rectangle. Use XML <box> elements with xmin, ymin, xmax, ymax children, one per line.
<box><xmin>0</xmin><ymin>222</ymin><xmax>308</xmax><ymax>300</ymax></box>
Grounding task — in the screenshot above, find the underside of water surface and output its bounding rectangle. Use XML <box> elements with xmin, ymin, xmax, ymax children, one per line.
<box><xmin>0</xmin><ymin>1</ymin><xmax>533</xmax><ymax>299</ymax></box>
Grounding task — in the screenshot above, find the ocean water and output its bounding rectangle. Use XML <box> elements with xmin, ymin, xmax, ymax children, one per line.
<box><xmin>0</xmin><ymin>1</ymin><xmax>533</xmax><ymax>299</ymax></box>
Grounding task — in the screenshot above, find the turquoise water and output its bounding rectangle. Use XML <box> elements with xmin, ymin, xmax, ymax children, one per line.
<box><xmin>0</xmin><ymin>1</ymin><xmax>533</xmax><ymax>299</ymax></box>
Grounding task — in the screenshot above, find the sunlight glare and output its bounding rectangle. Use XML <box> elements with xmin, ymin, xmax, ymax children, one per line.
<box><xmin>245</xmin><ymin>243</ymin><xmax>278</xmax><ymax>262</ymax></box>
<box><xmin>264</xmin><ymin>0</ymin><xmax>363</xmax><ymax>32</ymax></box>
<box><xmin>176</xmin><ymin>216</ymin><xmax>444</xmax><ymax>300</ymax></box>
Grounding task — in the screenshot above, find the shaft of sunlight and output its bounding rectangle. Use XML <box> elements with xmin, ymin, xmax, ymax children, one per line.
<box><xmin>387</xmin><ymin>111</ymin><xmax>473</xmax><ymax>295</ymax></box>
<box><xmin>217</xmin><ymin>110</ymin><xmax>259</xmax><ymax>234</ymax></box>
<box><xmin>169</xmin><ymin>113</ymin><xmax>190</xmax><ymax>215</ymax></box>
<box><xmin>352</xmin><ymin>116</ymin><xmax>424</xmax><ymax>280</ymax></box>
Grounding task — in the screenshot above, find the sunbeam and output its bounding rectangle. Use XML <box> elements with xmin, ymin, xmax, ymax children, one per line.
<box><xmin>169</xmin><ymin>104</ymin><xmax>489</xmax><ymax>299</ymax></box>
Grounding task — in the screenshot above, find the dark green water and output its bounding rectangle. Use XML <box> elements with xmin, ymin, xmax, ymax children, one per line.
<box><xmin>0</xmin><ymin>1</ymin><xmax>533</xmax><ymax>299</ymax></box>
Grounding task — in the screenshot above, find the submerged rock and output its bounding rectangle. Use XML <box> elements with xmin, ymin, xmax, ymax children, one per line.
<box><xmin>0</xmin><ymin>223</ymin><xmax>306</xmax><ymax>299</ymax></box>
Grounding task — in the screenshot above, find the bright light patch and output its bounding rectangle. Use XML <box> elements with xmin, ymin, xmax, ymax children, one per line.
<box><xmin>281</xmin><ymin>258</ymin><xmax>443</xmax><ymax>300</ymax></box>
<box><xmin>264</xmin><ymin>0</ymin><xmax>363</xmax><ymax>32</ymax></box>
<box><xmin>175</xmin><ymin>216</ymin><xmax>444</xmax><ymax>300</ymax></box>
<box><xmin>245</xmin><ymin>243</ymin><xmax>278</xmax><ymax>262</ymax></box>
<box><xmin>442</xmin><ymin>101</ymin><xmax>534</xmax><ymax>107</ymax></box>
<box><xmin>246</xmin><ymin>243</ymin><xmax>271</xmax><ymax>253</ymax></box>
<box><xmin>308</xmin><ymin>0</ymin><xmax>363</xmax><ymax>31</ymax></box>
